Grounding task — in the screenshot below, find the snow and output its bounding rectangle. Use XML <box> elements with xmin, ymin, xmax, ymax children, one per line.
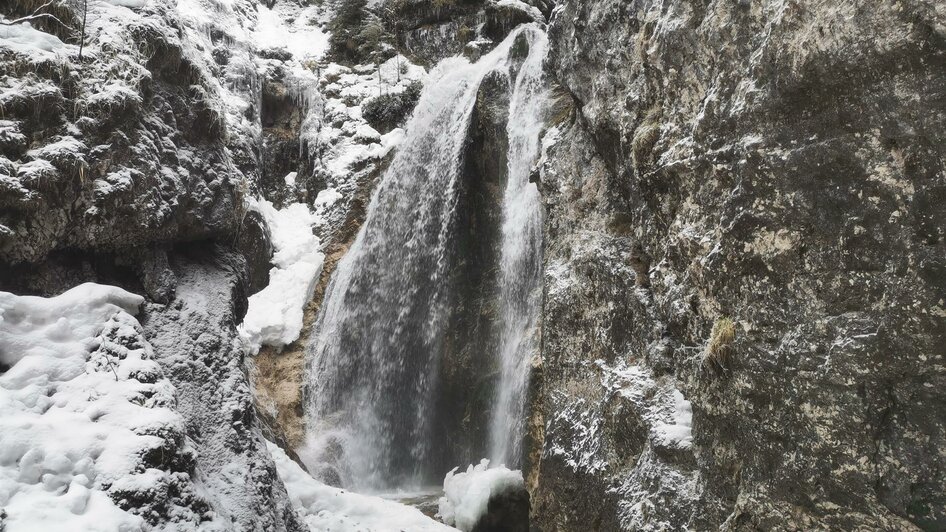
<box><xmin>601</xmin><ymin>360</ymin><xmax>694</xmax><ymax>450</ymax></box>
<box><xmin>306</xmin><ymin>56</ymin><xmax>426</xmax><ymax>185</ymax></box>
<box><xmin>268</xmin><ymin>441</ymin><xmax>456</xmax><ymax>532</ymax></box>
<box><xmin>0</xmin><ymin>23</ymin><xmax>71</xmax><ymax>57</ymax></box>
<box><xmin>240</xmin><ymin>199</ymin><xmax>326</xmax><ymax>353</ymax></box>
<box><xmin>253</xmin><ymin>4</ymin><xmax>329</xmax><ymax>61</ymax></box>
<box><xmin>234</xmin><ymin>9</ymin><xmax>426</xmax><ymax>480</ymax></box>
<box><xmin>652</xmin><ymin>389</ymin><xmax>693</xmax><ymax>450</ymax></box>
<box><xmin>313</xmin><ymin>186</ymin><xmax>343</xmax><ymax>211</ymax></box>
<box><xmin>0</xmin><ymin>284</ymin><xmax>193</xmax><ymax>531</ymax></box>
<box><xmin>491</xmin><ymin>0</ymin><xmax>544</xmax><ymax>21</ymax></box>
<box><xmin>544</xmin><ymin>358</ymin><xmax>696</xmax><ymax>479</ymax></box>
<box><xmin>102</xmin><ymin>0</ymin><xmax>148</xmax><ymax>7</ymax></box>
<box><xmin>437</xmin><ymin>459</ymin><xmax>524</xmax><ymax>532</ymax></box>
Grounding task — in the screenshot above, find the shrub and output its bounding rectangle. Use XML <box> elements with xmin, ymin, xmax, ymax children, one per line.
<box><xmin>327</xmin><ymin>0</ymin><xmax>369</xmax><ymax>62</ymax></box>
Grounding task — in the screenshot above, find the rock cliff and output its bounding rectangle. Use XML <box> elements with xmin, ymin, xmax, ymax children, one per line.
<box><xmin>531</xmin><ymin>0</ymin><xmax>946</xmax><ymax>530</ymax></box>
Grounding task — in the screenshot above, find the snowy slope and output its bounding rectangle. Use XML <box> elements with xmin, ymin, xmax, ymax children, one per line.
<box><xmin>0</xmin><ymin>284</ymin><xmax>220</xmax><ymax>531</ymax></box>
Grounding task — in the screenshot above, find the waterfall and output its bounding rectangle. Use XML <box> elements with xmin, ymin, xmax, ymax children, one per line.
<box><xmin>488</xmin><ymin>30</ymin><xmax>548</xmax><ymax>466</ymax></box>
<box><xmin>304</xmin><ymin>24</ymin><xmax>548</xmax><ymax>491</ymax></box>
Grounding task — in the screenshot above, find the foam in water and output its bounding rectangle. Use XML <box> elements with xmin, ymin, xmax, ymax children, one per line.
<box><xmin>303</xmin><ymin>24</ymin><xmax>548</xmax><ymax>490</ymax></box>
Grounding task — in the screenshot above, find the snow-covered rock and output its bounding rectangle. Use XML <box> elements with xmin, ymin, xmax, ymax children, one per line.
<box><xmin>141</xmin><ymin>247</ymin><xmax>303</xmax><ymax>531</ymax></box>
<box><xmin>438</xmin><ymin>460</ymin><xmax>528</xmax><ymax>532</ymax></box>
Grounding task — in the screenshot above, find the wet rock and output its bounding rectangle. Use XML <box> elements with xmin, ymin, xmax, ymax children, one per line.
<box><xmin>260</xmin><ymin>71</ymin><xmax>309</xmax><ymax>206</ymax></box>
<box><xmin>434</xmin><ymin>66</ymin><xmax>512</xmax><ymax>472</ymax></box>
<box><xmin>237</xmin><ymin>209</ymin><xmax>274</xmax><ymax>296</ymax></box>
<box><xmin>472</xmin><ymin>486</ymin><xmax>530</xmax><ymax>532</ymax></box>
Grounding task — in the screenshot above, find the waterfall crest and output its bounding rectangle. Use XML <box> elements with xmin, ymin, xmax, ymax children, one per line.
<box><xmin>304</xmin><ymin>24</ymin><xmax>548</xmax><ymax>491</ymax></box>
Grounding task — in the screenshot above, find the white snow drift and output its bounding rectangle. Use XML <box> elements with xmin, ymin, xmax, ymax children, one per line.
<box><xmin>240</xmin><ymin>198</ymin><xmax>327</xmax><ymax>353</ymax></box>
<box><xmin>0</xmin><ymin>284</ymin><xmax>184</xmax><ymax>531</ymax></box>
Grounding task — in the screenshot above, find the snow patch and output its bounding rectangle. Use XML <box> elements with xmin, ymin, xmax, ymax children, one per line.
<box><xmin>600</xmin><ymin>360</ymin><xmax>694</xmax><ymax>450</ymax></box>
<box><xmin>102</xmin><ymin>0</ymin><xmax>148</xmax><ymax>7</ymax></box>
<box><xmin>490</xmin><ymin>0</ymin><xmax>544</xmax><ymax>21</ymax></box>
<box><xmin>253</xmin><ymin>3</ymin><xmax>329</xmax><ymax>61</ymax></box>
<box><xmin>652</xmin><ymin>389</ymin><xmax>693</xmax><ymax>450</ymax></box>
<box><xmin>438</xmin><ymin>459</ymin><xmax>524</xmax><ymax>532</ymax></box>
<box><xmin>240</xmin><ymin>199</ymin><xmax>325</xmax><ymax>353</ymax></box>
<box><xmin>0</xmin><ymin>23</ymin><xmax>70</xmax><ymax>56</ymax></box>
<box><xmin>268</xmin><ymin>442</ymin><xmax>455</xmax><ymax>531</ymax></box>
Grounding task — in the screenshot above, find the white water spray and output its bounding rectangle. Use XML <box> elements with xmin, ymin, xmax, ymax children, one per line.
<box><xmin>488</xmin><ymin>29</ymin><xmax>549</xmax><ymax>466</ymax></box>
<box><xmin>304</xmin><ymin>24</ymin><xmax>548</xmax><ymax>490</ymax></box>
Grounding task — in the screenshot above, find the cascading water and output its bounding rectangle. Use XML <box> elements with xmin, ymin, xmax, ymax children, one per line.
<box><xmin>304</xmin><ymin>23</ymin><xmax>548</xmax><ymax>491</ymax></box>
<box><xmin>488</xmin><ymin>30</ymin><xmax>548</xmax><ymax>467</ymax></box>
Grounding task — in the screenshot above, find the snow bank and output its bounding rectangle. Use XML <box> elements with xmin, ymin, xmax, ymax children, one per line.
<box><xmin>0</xmin><ymin>22</ymin><xmax>72</xmax><ymax>58</ymax></box>
<box><xmin>0</xmin><ymin>284</ymin><xmax>195</xmax><ymax>531</ymax></box>
<box><xmin>438</xmin><ymin>459</ymin><xmax>524</xmax><ymax>531</ymax></box>
<box><xmin>267</xmin><ymin>442</ymin><xmax>456</xmax><ymax>532</ymax></box>
<box><xmin>240</xmin><ymin>199</ymin><xmax>326</xmax><ymax>353</ymax></box>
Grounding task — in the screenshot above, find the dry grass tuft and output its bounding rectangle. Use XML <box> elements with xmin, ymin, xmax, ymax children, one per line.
<box><xmin>631</xmin><ymin>104</ymin><xmax>663</xmax><ymax>167</ymax></box>
<box><xmin>703</xmin><ymin>317</ymin><xmax>736</xmax><ymax>375</ymax></box>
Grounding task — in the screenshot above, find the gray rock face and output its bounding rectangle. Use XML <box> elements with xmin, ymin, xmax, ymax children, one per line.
<box><xmin>141</xmin><ymin>245</ymin><xmax>303</xmax><ymax>531</ymax></box>
<box><xmin>391</xmin><ymin>0</ymin><xmax>543</xmax><ymax>66</ymax></box>
<box><xmin>531</xmin><ymin>0</ymin><xmax>946</xmax><ymax>530</ymax></box>
<box><xmin>0</xmin><ymin>1</ymin><xmax>258</xmax><ymax>264</ymax></box>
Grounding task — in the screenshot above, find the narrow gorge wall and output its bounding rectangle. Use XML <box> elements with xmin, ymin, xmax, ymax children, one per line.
<box><xmin>531</xmin><ymin>1</ymin><xmax>946</xmax><ymax>530</ymax></box>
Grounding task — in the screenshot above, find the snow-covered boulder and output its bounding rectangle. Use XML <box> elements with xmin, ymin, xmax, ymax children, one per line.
<box><xmin>438</xmin><ymin>459</ymin><xmax>529</xmax><ymax>532</ymax></box>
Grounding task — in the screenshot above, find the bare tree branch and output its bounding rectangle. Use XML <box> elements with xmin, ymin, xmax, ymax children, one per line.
<box><xmin>1</xmin><ymin>1</ymin><xmax>69</xmax><ymax>28</ymax></box>
<box><xmin>1</xmin><ymin>13</ymin><xmax>68</xmax><ymax>27</ymax></box>
<box><xmin>78</xmin><ymin>0</ymin><xmax>88</xmax><ymax>60</ymax></box>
